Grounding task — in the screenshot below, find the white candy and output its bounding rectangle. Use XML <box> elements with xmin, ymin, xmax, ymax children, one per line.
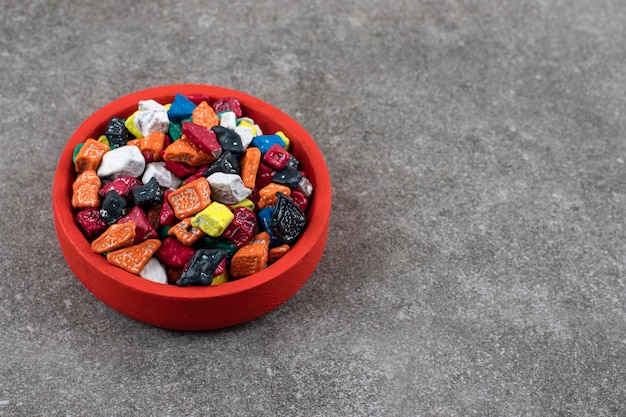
<box><xmin>142</xmin><ymin>162</ymin><xmax>181</xmax><ymax>189</ymax></box>
<box><xmin>139</xmin><ymin>257</ymin><xmax>168</xmax><ymax>284</ymax></box>
<box><xmin>297</xmin><ymin>177</ymin><xmax>314</xmax><ymax>197</ymax></box>
<box><xmin>219</xmin><ymin>111</ymin><xmax>237</xmax><ymax>130</ymax></box>
<box><xmin>97</xmin><ymin>145</ymin><xmax>146</xmax><ymax>179</ymax></box>
<box><xmin>234</xmin><ymin>125</ymin><xmax>254</xmax><ymax>149</ymax></box>
<box><xmin>134</xmin><ymin>107</ymin><xmax>169</xmax><ymax>137</ymax></box>
<box><xmin>138</xmin><ymin>99</ymin><xmax>168</xmax><ymax>112</ymax></box>
<box><xmin>207</xmin><ymin>172</ymin><xmax>251</xmax><ymax>205</ymax></box>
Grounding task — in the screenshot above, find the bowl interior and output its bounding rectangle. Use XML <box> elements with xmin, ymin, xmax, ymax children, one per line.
<box><xmin>53</xmin><ymin>84</ymin><xmax>331</xmax><ymax>310</ymax></box>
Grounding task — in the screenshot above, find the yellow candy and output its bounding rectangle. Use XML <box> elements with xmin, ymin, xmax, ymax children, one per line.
<box><xmin>275</xmin><ymin>131</ymin><xmax>290</xmax><ymax>151</ymax></box>
<box><xmin>97</xmin><ymin>135</ymin><xmax>110</xmax><ymax>147</ymax></box>
<box><xmin>211</xmin><ymin>271</ymin><xmax>229</xmax><ymax>285</ymax></box>
<box><xmin>124</xmin><ymin>110</ymin><xmax>143</xmax><ymax>138</ymax></box>
<box><xmin>191</xmin><ymin>202</ymin><xmax>234</xmax><ymax>237</ymax></box>
<box><xmin>230</xmin><ymin>198</ymin><xmax>255</xmax><ymax>212</ymax></box>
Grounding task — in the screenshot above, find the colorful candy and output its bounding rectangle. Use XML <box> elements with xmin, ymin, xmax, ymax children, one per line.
<box><xmin>70</xmin><ymin>93</ymin><xmax>313</xmax><ymax>286</ymax></box>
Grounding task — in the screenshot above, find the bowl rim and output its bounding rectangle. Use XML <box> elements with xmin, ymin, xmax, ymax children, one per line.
<box><xmin>53</xmin><ymin>84</ymin><xmax>332</xmax><ymax>301</ymax></box>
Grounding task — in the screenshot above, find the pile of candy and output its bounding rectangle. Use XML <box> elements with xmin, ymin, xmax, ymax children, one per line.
<box><xmin>70</xmin><ymin>94</ymin><xmax>312</xmax><ymax>286</ymax></box>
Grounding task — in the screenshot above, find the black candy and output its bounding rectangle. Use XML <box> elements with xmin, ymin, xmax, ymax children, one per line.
<box><xmin>270</xmin><ymin>193</ymin><xmax>307</xmax><ymax>245</ymax></box>
<box><xmin>212</xmin><ymin>126</ymin><xmax>244</xmax><ymax>154</ymax></box>
<box><xmin>177</xmin><ymin>249</ymin><xmax>227</xmax><ymax>286</ymax></box>
<box><xmin>272</xmin><ymin>167</ymin><xmax>303</xmax><ymax>189</ymax></box>
<box><xmin>100</xmin><ymin>190</ymin><xmax>128</xmax><ymax>224</ymax></box>
<box><xmin>285</xmin><ymin>155</ymin><xmax>301</xmax><ymax>170</ymax></box>
<box><xmin>203</xmin><ymin>151</ymin><xmax>241</xmax><ymax>177</ymax></box>
<box><xmin>132</xmin><ymin>177</ymin><xmax>163</xmax><ymax>206</ymax></box>
<box><xmin>105</xmin><ymin>117</ymin><xmax>131</xmax><ymax>149</ymax></box>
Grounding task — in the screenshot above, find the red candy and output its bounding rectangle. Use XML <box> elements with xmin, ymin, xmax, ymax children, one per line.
<box><xmin>159</xmin><ymin>190</ymin><xmax>177</xmax><ymax>226</ymax></box>
<box><xmin>99</xmin><ymin>176</ymin><xmax>142</xmax><ymax>200</ymax></box>
<box><xmin>155</xmin><ymin>237</ymin><xmax>196</xmax><ymax>268</ymax></box>
<box><xmin>212</xmin><ymin>97</ymin><xmax>242</xmax><ymax>118</ymax></box>
<box><xmin>76</xmin><ymin>208</ymin><xmax>108</xmax><ymax>239</ymax></box>
<box><xmin>117</xmin><ymin>206</ymin><xmax>158</xmax><ymax>243</ymax></box>
<box><xmin>182</xmin><ymin>122</ymin><xmax>222</xmax><ymax>159</ymax></box>
<box><xmin>290</xmin><ymin>190</ymin><xmax>309</xmax><ymax>212</ymax></box>
<box><xmin>263</xmin><ymin>143</ymin><xmax>291</xmax><ymax>170</ymax></box>
<box><xmin>222</xmin><ymin>207</ymin><xmax>257</xmax><ymax>248</ymax></box>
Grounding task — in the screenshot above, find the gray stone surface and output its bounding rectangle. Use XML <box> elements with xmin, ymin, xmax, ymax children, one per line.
<box><xmin>1</xmin><ymin>0</ymin><xmax>625</xmax><ymax>416</ymax></box>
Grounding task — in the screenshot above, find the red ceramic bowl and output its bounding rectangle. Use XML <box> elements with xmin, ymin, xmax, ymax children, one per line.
<box><xmin>53</xmin><ymin>84</ymin><xmax>331</xmax><ymax>331</ymax></box>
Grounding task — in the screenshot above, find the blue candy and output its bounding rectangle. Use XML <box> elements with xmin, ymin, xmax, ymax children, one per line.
<box><xmin>251</xmin><ymin>134</ymin><xmax>285</xmax><ymax>154</ymax></box>
<box><xmin>167</xmin><ymin>94</ymin><xmax>197</xmax><ymax>123</ymax></box>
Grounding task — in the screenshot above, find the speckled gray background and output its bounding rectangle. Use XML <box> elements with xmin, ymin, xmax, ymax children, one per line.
<box><xmin>1</xmin><ymin>1</ymin><xmax>625</xmax><ymax>416</ymax></box>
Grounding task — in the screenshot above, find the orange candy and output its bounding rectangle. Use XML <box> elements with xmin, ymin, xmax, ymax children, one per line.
<box><xmin>74</xmin><ymin>138</ymin><xmax>110</xmax><ymax>173</ymax></box>
<box><xmin>168</xmin><ymin>217</ymin><xmax>205</xmax><ymax>246</ymax></box>
<box><xmin>268</xmin><ymin>244</ymin><xmax>290</xmax><ymax>264</ymax></box>
<box><xmin>162</xmin><ymin>135</ymin><xmax>215</xmax><ymax>166</ymax></box>
<box><xmin>257</xmin><ymin>183</ymin><xmax>291</xmax><ymax>209</ymax></box>
<box><xmin>126</xmin><ymin>131</ymin><xmax>165</xmax><ymax>161</ymax></box>
<box><xmin>106</xmin><ymin>239</ymin><xmax>162</xmax><ymax>275</ymax></box>
<box><xmin>91</xmin><ymin>222</ymin><xmax>136</xmax><ymax>254</ymax></box>
<box><xmin>71</xmin><ymin>169</ymin><xmax>102</xmax><ymax>209</ymax></box>
<box><xmin>229</xmin><ymin>232</ymin><xmax>270</xmax><ymax>278</ymax></box>
<box><xmin>167</xmin><ymin>177</ymin><xmax>212</xmax><ymax>219</ymax></box>
<box><xmin>192</xmin><ymin>101</ymin><xmax>220</xmax><ymax>129</ymax></box>
<box><xmin>240</xmin><ymin>147</ymin><xmax>261</xmax><ymax>189</ymax></box>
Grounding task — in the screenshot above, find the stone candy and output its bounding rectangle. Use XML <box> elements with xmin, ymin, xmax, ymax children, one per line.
<box><xmin>257</xmin><ymin>207</ymin><xmax>281</xmax><ymax>247</ymax></box>
<box><xmin>105</xmin><ymin>117</ymin><xmax>132</xmax><ymax>148</ymax></box>
<box><xmin>74</xmin><ymin>138</ymin><xmax>110</xmax><ymax>173</ymax></box>
<box><xmin>164</xmin><ymin>158</ymin><xmax>198</xmax><ymax>178</ymax></box>
<box><xmin>124</xmin><ymin>111</ymin><xmax>142</xmax><ymax>138</ymax></box>
<box><xmin>222</xmin><ymin>207</ymin><xmax>257</xmax><ymax>248</ymax></box>
<box><xmin>106</xmin><ymin>238</ymin><xmax>162</xmax><ymax>275</ymax></box>
<box><xmin>203</xmin><ymin>151</ymin><xmax>241</xmax><ymax>177</ymax></box>
<box><xmin>117</xmin><ymin>206</ymin><xmax>158</xmax><ymax>243</ymax></box>
<box><xmin>91</xmin><ymin>221</ymin><xmax>136</xmax><ymax>254</ymax></box>
<box><xmin>270</xmin><ymin>193</ymin><xmax>307</xmax><ymax>245</ymax></box>
<box><xmin>212</xmin><ymin>125</ymin><xmax>244</xmax><ymax>154</ymax></box>
<box><xmin>206</xmin><ymin>172</ymin><xmax>251</xmax><ymax>205</ymax></box>
<box><xmin>99</xmin><ymin>176</ymin><xmax>142</xmax><ymax>200</ymax></box>
<box><xmin>212</xmin><ymin>97</ymin><xmax>242</xmax><ymax>118</ymax></box>
<box><xmin>142</xmin><ymin>161</ymin><xmax>181</xmax><ymax>189</ymax></box>
<box><xmin>257</xmin><ymin>182</ymin><xmax>290</xmax><ymax>209</ymax></box>
<box><xmin>134</xmin><ymin>100</ymin><xmax>169</xmax><ymax>137</ymax></box>
<box><xmin>72</xmin><ymin>169</ymin><xmax>101</xmax><ymax>209</ymax></box>
<box><xmin>126</xmin><ymin>131</ymin><xmax>166</xmax><ymax>162</ymax></box>
<box><xmin>133</xmin><ymin>177</ymin><xmax>164</xmax><ymax>207</ymax></box>
<box><xmin>167</xmin><ymin>177</ymin><xmax>212</xmax><ymax>219</ymax></box>
<box><xmin>268</xmin><ymin>244</ymin><xmax>290</xmax><ymax>264</ymax></box>
<box><xmin>168</xmin><ymin>217</ymin><xmax>205</xmax><ymax>246</ymax></box>
<box><xmin>167</xmin><ymin>93</ymin><xmax>197</xmax><ymax>123</ymax></box>
<box><xmin>155</xmin><ymin>236</ymin><xmax>196</xmax><ymax>268</ymax></box>
<box><xmin>240</xmin><ymin>147</ymin><xmax>261</xmax><ymax>189</ymax></box>
<box><xmin>296</xmin><ymin>176</ymin><xmax>314</xmax><ymax>198</ymax></box>
<box><xmin>263</xmin><ymin>143</ymin><xmax>291</xmax><ymax>170</ymax></box>
<box><xmin>275</xmin><ymin>131</ymin><xmax>291</xmax><ymax>151</ymax></box>
<box><xmin>229</xmin><ymin>232</ymin><xmax>270</xmax><ymax>279</ymax></box>
<box><xmin>100</xmin><ymin>190</ymin><xmax>128</xmax><ymax>224</ymax></box>
<box><xmin>159</xmin><ymin>189</ymin><xmax>177</xmax><ymax>226</ymax></box>
<box><xmin>192</xmin><ymin>101</ymin><xmax>219</xmax><ymax>129</ymax></box>
<box><xmin>272</xmin><ymin>166</ymin><xmax>303</xmax><ymax>189</ymax></box>
<box><xmin>76</xmin><ymin>208</ymin><xmax>108</xmax><ymax>239</ymax></box>
<box><xmin>251</xmin><ymin>134</ymin><xmax>285</xmax><ymax>154</ymax></box>
<box><xmin>234</xmin><ymin>125</ymin><xmax>254</xmax><ymax>149</ymax></box>
<box><xmin>191</xmin><ymin>201</ymin><xmax>234</xmax><ymax>237</ymax></box>
<box><xmin>177</xmin><ymin>249</ymin><xmax>228</xmax><ymax>286</ymax></box>
<box><xmin>289</xmin><ymin>190</ymin><xmax>309</xmax><ymax>212</ymax></box>
<box><xmin>219</xmin><ymin>110</ymin><xmax>237</xmax><ymax>130</ymax></box>
<box><xmin>182</xmin><ymin>121</ymin><xmax>222</xmax><ymax>159</ymax></box>
<box><xmin>97</xmin><ymin>145</ymin><xmax>146</xmax><ymax>179</ymax></box>
<box><xmin>139</xmin><ymin>257</ymin><xmax>168</xmax><ymax>284</ymax></box>
<box><xmin>162</xmin><ymin>135</ymin><xmax>215</xmax><ymax>166</ymax></box>
<box><xmin>255</xmin><ymin>162</ymin><xmax>275</xmax><ymax>190</ymax></box>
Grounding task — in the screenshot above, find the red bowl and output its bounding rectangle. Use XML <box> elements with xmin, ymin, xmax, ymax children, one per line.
<box><xmin>52</xmin><ymin>84</ymin><xmax>331</xmax><ymax>331</ymax></box>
